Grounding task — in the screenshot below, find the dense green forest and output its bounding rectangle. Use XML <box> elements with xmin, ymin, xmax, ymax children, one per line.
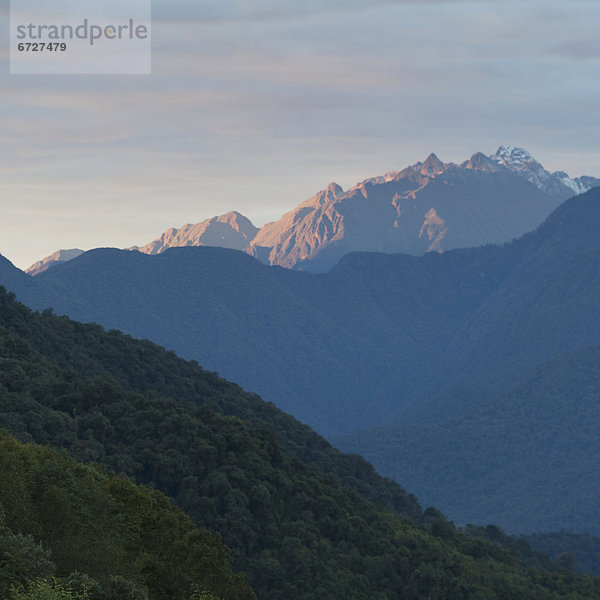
<box><xmin>2</xmin><ymin>287</ymin><xmax>600</xmax><ymax>599</ymax></box>
<box><xmin>0</xmin><ymin>432</ymin><xmax>253</xmax><ymax>600</ymax></box>
<box><xmin>0</xmin><ymin>284</ymin><xmax>422</xmax><ymax>521</ymax></box>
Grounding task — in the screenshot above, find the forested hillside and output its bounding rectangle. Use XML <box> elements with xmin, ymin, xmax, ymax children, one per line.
<box><xmin>2</xmin><ymin>288</ymin><xmax>600</xmax><ymax>599</ymax></box>
<box><xmin>0</xmin><ymin>433</ymin><xmax>253</xmax><ymax>600</ymax></box>
<box><xmin>0</xmin><ymin>286</ymin><xmax>421</xmax><ymax>519</ymax></box>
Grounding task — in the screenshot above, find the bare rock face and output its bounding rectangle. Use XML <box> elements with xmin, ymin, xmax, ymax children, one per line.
<box><xmin>419</xmin><ymin>208</ymin><xmax>447</xmax><ymax>251</ymax></box>
<box><xmin>129</xmin><ymin>211</ymin><xmax>259</xmax><ymax>255</ymax></box>
<box><xmin>26</xmin><ymin>249</ymin><xmax>85</xmax><ymax>276</ymax></box>
<box><xmin>247</xmin><ymin>146</ymin><xmax>598</xmax><ymax>272</ymax></box>
<box><xmin>248</xmin><ymin>182</ymin><xmax>345</xmax><ymax>268</ymax></box>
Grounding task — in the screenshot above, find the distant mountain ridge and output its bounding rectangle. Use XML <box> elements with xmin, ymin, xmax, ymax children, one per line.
<box><xmin>26</xmin><ymin>248</ymin><xmax>85</xmax><ymax>276</ymax></box>
<box><xmin>26</xmin><ymin>145</ymin><xmax>600</xmax><ymax>274</ymax></box>
<box><xmin>130</xmin><ymin>210</ymin><xmax>258</xmax><ymax>255</ymax></box>
<box><xmin>247</xmin><ymin>146</ymin><xmax>599</xmax><ymax>271</ymax></box>
<box><xmin>5</xmin><ymin>187</ymin><xmax>600</xmax><ymax>536</ymax></box>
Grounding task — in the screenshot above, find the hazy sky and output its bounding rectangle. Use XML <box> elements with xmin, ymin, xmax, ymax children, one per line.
<box><xmin>2</xmin><ymin>0</ymin><xmax>599</xmax><ymax>269</ymax></box>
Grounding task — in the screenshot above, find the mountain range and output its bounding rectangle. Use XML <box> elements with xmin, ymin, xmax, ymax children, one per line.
<box><xmin>3</xmin><ymin>185</ymin><xmax>600</xmax><ymax>536</ymax></box>
<box><xmin>245</xmin><ymin>145</ymin><xmax>598</xmax><ymax>271</ymax></box>
<box><xmin>26</xmin><ymin>145</ymin><xmax>600</xmax><ymax>274</ymax></box>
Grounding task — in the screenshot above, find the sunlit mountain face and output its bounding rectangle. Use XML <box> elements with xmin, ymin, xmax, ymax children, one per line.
<box><xmin>27</xmin><ymin>146</ymin><xmax>600</xmax><ymax>276</ymax></box>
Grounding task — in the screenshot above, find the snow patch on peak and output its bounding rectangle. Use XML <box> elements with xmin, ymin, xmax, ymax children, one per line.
<box><xmin>364</xmin><ymin>171</ymin><xmax>402</xmax><ymax>185</ymax></box>
<box><xmin>495</xmin><ymin>144</ymin><xmax>528</xmax><ymax>157</ymax></box>
<box><xmin>491</xmin><ymin>145</ymin><xmax>553</xmax><ymax>192</ymax></box>
<box><xmin>553</xmin><ymin>171</ymin><xmax>587</xmax><ymax>195</ymax></box>
<box><xmin>492</xmin><ymin>145</ymin><xmax>536</xmax><ymax>169</ymax></box>
<box><xmin>490</xmin><ymin>144</ymin><xmax>597</xmax><ymax>199</ymax></box>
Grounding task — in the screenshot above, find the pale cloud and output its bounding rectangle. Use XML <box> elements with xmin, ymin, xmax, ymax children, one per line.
<box><xmin>151</xmin><ymin>0</ymin><xmax>469</xmax><ymax>24</ymax></box>
<box><xmin>1</xmin><ymin>0</ymin><xmax>599</xmax><ymax>268</ymax></box>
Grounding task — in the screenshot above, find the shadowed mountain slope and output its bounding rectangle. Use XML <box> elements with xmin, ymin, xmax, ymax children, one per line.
<box><xmin>2</xmin><ymin>188</ymin><xmax>600</xmax><ymax>536</ymax></box>
<box><xmin>337</xmin><ymin>342</ymin><xmax>600</xmax><ymax>534</ymax></box>
<box><xmin>4</xmin><ymin>288</ymin><xmax>599</xmax><ymax>599</ymax></box>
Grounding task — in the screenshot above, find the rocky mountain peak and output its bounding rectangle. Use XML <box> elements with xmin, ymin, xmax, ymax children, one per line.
<box><xmin>129</xmin><ymin>212</ymin><xmax>259</xmax><ymax>256</ymax></box>
<box><xmin>462</xmin><ymin>152</ymin><xmax>498</xmax><ymax>172</ymax></box>
<box><xmin>326</xmin><ymin>182</ymin><xmax>344</xmax><ymax>196</ymax></box>
<box><xmin>215</xmin><ymin>211</ymin><xmax>259</xmax><ymax>234</ymax></box>
<box><xmin>298</xmin><ymin>182</ymin><xmax>344</xmax><ymax>211</ymax></box>
<box><xmin>419</xmin><ymin>153</ymin><xmax>446</xmax><ymax>176</ymax></box>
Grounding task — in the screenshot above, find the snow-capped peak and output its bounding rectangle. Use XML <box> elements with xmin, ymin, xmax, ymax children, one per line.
<box><xmin>489</xmin><ymin>144</ymin><xmax>598</xmax><ymax>199</ymax></box>
<box><xmin>492</xmin><ymin>145</ymin><xmax>538</xmax><ymax>170</ymax></box>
